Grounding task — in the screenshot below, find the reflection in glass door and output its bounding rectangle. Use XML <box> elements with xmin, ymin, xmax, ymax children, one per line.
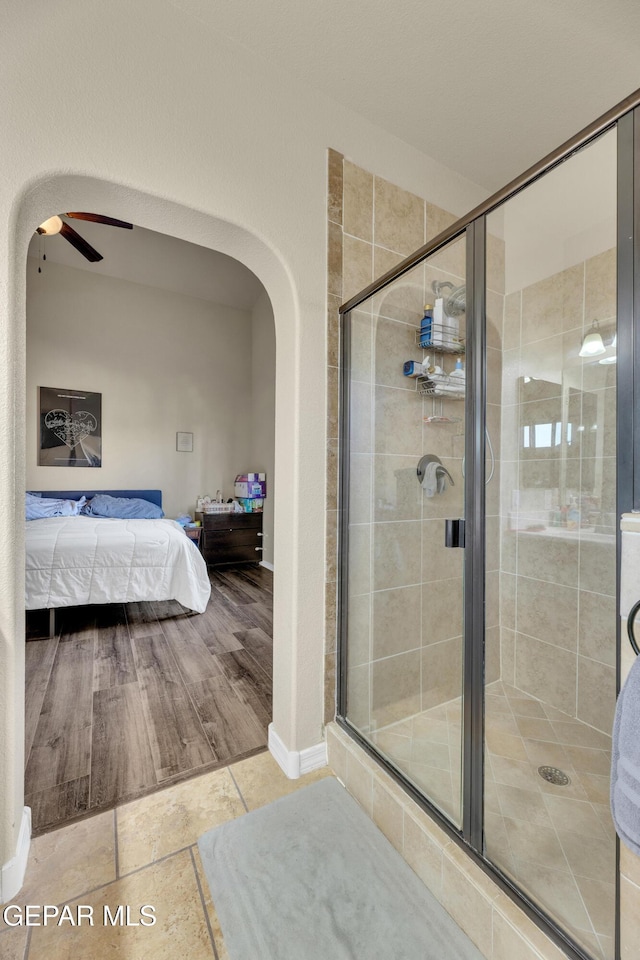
<box><xmin>484</xmin><ymin>128</ymin><xmax>617</xmax><ymax>960</ymax></box>
<box><xmin>343</xmin><ymin>235</ymin><xmax>467</xmax><ymax>827</ymax></box>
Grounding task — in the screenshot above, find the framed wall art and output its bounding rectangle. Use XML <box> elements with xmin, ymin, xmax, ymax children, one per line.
<box><xmin>39</xmin><ymin>386</ymin><xmax>102</xmax><ymax>467</ymax></box>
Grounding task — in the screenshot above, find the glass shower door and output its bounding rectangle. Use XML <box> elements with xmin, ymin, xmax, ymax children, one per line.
<box><xmin>343</xmin><ymin>236</ymin><xmax>467</xmax><ymax>827</ymax></box>
<box><xmin>484</xmin><ymin>128</ymin><xmax>617</xmax><ymax>960</ymax></box>
<box><xmin>338</xmin><ymin>108</ymin><xmax>628</xmax><ymax>960</ymax></box>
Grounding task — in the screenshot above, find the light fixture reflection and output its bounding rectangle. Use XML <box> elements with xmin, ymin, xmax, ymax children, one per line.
<box><xmin>579</xmin><ymin>320</ymin><xmax>606</xmax><ymax>357</ymax></box>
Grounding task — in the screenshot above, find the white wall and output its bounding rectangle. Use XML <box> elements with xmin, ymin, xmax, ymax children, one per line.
<box><xmin>0</xmin><ymin>0</ymin><xmax>487</xmax><ymax>880</ymax></box>
<box><xmin>26</xmin><ymin>259</ymin><xmax>256</xmax><ymax>518</ymax></box>
<box><xmin>251</xmin><ymin>292</ymin><xmax>276</xmax><ymax>567</ymax></box>
<box><xmin>501</xmin><ymin>127</ymin><xmax>617</xmax><ymax>293</ymax></box>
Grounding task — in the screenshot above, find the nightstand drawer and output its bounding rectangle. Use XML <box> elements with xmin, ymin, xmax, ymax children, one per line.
<box><xmin>204</xmin><ymin>529</ymin><xmax>259</xmax><ymax>549</ymax></box>
<box><xmin>200</xmin><ymin>513</ymin><xmax>262</xmax><ymax>532</ymax></box>
<box><xmin>204</xmin><ymin>542</ymin><xmax>262</xmax><ymax>564</ymax></box>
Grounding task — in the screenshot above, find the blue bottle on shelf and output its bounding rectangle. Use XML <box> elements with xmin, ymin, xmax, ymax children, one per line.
<box><xmin>420</xmin><ymin>304</ymin><xmax>434</xmax><ymax>348</ymax></box>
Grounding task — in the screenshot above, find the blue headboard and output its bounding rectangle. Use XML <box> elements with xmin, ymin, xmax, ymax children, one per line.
<box><xmin>34</xmin><ymin>489</ymin><xmax>163</xmax><ymax>507</ymax></box>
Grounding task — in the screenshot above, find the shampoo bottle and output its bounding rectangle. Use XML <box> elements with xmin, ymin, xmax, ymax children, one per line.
<box><xmin>420</xmin><ymin>304</ymin><xmax>433</xmax><ymax>347</ymax></box>
<box><xmin>445</xmin><ymin>313</ymin><xmax>459</xmax><ymax>348</ymax></box>
<box><xmin>432</xmin><ymin>298</ymin><xmax>444</xmax><ymax>346</ymax></box>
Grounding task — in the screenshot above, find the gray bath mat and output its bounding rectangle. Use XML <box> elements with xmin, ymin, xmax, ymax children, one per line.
<box><xmin>198</xmin><ymin>777</ymin><xmax>484</xmax><ymax>960</ymax></box>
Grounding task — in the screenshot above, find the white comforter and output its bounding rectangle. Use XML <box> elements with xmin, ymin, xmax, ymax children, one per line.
<box><xmin>25</xmin><ymin>516</ymin><xmax>211</xmax><ymax>613</ymax></box>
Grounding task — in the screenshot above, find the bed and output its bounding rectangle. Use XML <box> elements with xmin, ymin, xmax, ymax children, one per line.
<box><xmin>25</xmin><ymin>489</ymin><xmax>211</xmax><ymax>618</ymax></box>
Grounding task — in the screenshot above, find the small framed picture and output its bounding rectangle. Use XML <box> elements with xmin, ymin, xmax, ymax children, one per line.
<box><xmin>176</xmin><ymin>431</ymin><xmax>193</xmax><ymax>453</ymax></box>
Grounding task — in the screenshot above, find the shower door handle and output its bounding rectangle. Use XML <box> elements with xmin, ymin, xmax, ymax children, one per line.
<box><xmin>445</xmin><ymin>519</ymin><xmax>465</xmax><ymax>548</ymax></box>
<box><xmin>627</xmin><ymin>599</ymin><xmax>640</xmax><ymax>656</ymax></box>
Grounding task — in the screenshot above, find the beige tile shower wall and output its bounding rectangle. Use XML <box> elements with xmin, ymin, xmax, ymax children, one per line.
<box><xmin>371</xmin><ymin>250</ymin><xmax>470</xmax><ymax>729</ymax></box>
<box><xmin>326</xmin><ymin>151</ymin><xmax>505</xmax><ymax>726</ymax></box>
<box><xmin>499</xmin><ymin>251</ymin><xmax>616</xmax><ymax>733</ymax></box>
<box><xmin>327</xmin><ymin>151</ymin><xmax>446</xmax><ymax>726</ymax></box>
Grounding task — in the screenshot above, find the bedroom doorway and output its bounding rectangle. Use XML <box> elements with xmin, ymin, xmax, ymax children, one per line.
<box><xmin>23</xmin><ymin>217</ymin><xmax>277</xmax><ymax>834</ymax></box>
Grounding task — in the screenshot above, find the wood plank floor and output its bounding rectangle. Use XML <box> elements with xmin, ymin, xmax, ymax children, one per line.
<box><xmin>24</xmin><ymin>564</ymin><xmax>273</xmax><ymax>836</ymax></box>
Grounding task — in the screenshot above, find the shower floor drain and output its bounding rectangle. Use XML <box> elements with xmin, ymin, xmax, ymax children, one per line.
<box><xmin>538</xmin><ymin>765</ymin><xmax>570</xmax><ymax>786</ymax></box>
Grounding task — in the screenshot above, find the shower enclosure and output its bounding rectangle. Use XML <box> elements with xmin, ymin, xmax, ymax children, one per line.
<box><xmin>337</xmin><ymin>103</ymin><xmax>640</xmax><ymax>960</ymax></box>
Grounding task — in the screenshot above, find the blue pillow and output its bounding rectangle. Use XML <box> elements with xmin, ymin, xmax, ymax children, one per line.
<box><xmin>26</xmin><ymin>493</ymin><xmax>86</xmax><ymax>520</ymax></box>
<box><xmin>82</xmin><ymin>494</ymin><xmax>164</xmax><ymax>519</ymax></box>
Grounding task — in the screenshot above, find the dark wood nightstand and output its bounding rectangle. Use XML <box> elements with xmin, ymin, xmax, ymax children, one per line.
<box><xmin>200</xmin><ymin>512</ymin><xmax>263</xmax><ymax>566</ymax></box>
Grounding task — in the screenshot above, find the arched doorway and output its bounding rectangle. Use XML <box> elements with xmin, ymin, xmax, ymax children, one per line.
<box><xmin>0</xmin><ymin>173</ymin><xmax>325</xmax><ymax>899</ymax></box>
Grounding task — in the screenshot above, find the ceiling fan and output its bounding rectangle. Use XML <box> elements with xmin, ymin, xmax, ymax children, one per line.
<box><xmin>36</xmin><ymin>212</ymin><xmax>133</xmax><ymax>263</ymax></box>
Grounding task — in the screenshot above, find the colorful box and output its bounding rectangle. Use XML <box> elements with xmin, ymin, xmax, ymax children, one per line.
<box><xmin>234</xmin><ymin>473</ymin><xmax>267</xmax><ymax>499</ymax></box>
<box><xmin>238</xmin><ymin>497</ymin><xmax>264</xmax><ymax>513</ymax></box>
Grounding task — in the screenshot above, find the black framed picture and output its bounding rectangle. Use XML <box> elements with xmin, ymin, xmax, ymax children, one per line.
<box><xmin>39</xmin><ymin>386</ymin><xmax>102</xmax><ymax>467</ymax></box>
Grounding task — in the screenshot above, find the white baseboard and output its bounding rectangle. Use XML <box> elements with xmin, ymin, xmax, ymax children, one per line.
<box><xmin>0</xmin><ymin>806</ymin><xmax>31</xmax><ymax>903</ymax></box>
<box><xmin>268</xmin><ymin>724</ymin><xmax>327</xmax><ymax>779</ymax></box>
<box><xmin>259</xmin><ymin>560</ymin><xmax>274</xmax><ymax>571</ymax></box>
<box><xmin>299</xmin><ymin>739</ymin><xmax>328</xmax><ymax>775</ymax></box>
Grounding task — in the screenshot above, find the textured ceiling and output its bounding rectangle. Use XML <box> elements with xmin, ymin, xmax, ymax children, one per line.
<box><xmin>170</xmin><ymin>0</ymin><xmax>640</xmax><ymax>190</ymax></box>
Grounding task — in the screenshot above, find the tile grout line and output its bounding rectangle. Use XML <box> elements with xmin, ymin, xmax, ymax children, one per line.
<box><xmin>27</xmin><ymin>843</ymin><xmax>201</xmax><ymax>916</ymax></box>
<box><xmin>30</xmin><ymin>846</ymin><xmax>197</xmax><ymax>918</ymax></box>
<box><xmin>24</xmin><ymin>924</ymin><xmax>32</xmax><ymax>960</ymax></box>
<box><xmin>14</xmin><ymin>836</ymin><xmax>248</xmax><ymax>954</ymax></box>
<box><xmin>117</xmin><ymin>843</ymin><xmax>196</xmax><ymax>882</ymax></box>
<box><xmin>189</xmin><ymin>845</ymin><xmax>220</xmax><ymax>960</ymax></box>
<box><xmin>228</xmin><ymin>765</ymin><xmax>249</xmax><ymax>813</ymax></box>
<box><xmin>113</xmin><ymin>807</ymin><xmax>120</xmax><ymax>880</ymax></box>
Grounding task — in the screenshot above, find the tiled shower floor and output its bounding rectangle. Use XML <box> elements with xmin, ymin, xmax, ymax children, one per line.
<box><xmin>370</xmin><ymin>680</ymin><xmax>615</xmax><ymax>960</ymax></box>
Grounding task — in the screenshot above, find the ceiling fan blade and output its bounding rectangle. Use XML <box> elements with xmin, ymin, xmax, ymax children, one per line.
<box><xmin>59</xmin><ymin>222</ymin><xmax>103</xmax><ymax>262</ymax></box>
<box><xmin>65</xmin><ymin>212</ymin><xmax>133</xmax><ymax>230</ymax></box>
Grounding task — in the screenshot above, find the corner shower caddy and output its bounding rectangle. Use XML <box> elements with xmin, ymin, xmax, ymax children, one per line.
<box><xmin>414</xmin><ymin>326</ymin><xmax>466</xmax><ymax>415</ymax></box>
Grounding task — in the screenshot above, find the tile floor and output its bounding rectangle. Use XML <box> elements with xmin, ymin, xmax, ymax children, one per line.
<box><xmin>0</xmin><ymin>750</ymin><xmax>331</xmax><ymax>960</ymax></box>
<box><xmin>370</xmin><ymin>680</ymin><xmax>615</xmax><ymax>960</ymax></box>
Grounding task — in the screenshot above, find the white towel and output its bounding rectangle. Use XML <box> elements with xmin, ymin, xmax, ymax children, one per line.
<box><xmin>421</xmin><ymin>462</ymin><xmax>449</xmax><ymax>498</ymax></box>
<box><xmin>433</xmin><ymin>383</ymin><xmax>465</xmax><ymax>396</ymax></box>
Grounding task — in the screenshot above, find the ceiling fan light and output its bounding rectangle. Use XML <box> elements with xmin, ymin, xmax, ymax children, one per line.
<box><xmin>36</xmin><ymin>215</ymin><xmax>63</xmax><ymax>236</ymax></box>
